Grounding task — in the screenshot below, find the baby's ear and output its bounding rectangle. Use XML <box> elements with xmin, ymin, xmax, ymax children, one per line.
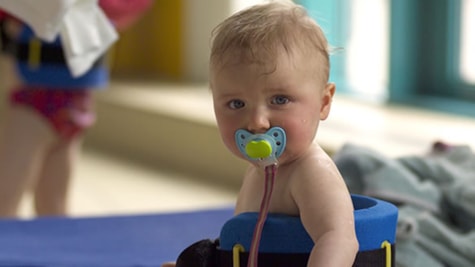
<box><xmin>319</xmin><ymin>83</ymin><xmax>335</xmax><ymax>120</ymax></box>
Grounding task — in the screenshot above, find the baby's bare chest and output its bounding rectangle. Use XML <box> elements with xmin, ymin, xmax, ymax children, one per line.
<box><xmin>238</xmin><ymin>175</ymin><xmax>299</xmax><ymax>215</ymax></box>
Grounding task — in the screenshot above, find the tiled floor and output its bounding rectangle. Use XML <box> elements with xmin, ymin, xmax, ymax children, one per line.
<box><xmin>18</xmin><ymin>148</ymin><xmax>237</xmax><ymax>219</ymax></box>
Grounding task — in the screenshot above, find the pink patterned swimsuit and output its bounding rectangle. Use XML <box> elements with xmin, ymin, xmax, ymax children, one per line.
<box><xmin>10</xmin><ymin>86</ymin><xmax>95</xmax><ymax>139</ymax></box>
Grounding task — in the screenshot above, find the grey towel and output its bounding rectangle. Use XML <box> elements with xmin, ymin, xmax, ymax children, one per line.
<box><xmin>333</xmin><ymin>143</ymin><xmax>475</xmax><ymax>267</ymax></box>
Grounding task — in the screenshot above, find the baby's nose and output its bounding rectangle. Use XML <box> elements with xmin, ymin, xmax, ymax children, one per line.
<box><xmin>247</xmin><ymin>110</ymin><xmax>270</xmax><ymax>133</ymax></box>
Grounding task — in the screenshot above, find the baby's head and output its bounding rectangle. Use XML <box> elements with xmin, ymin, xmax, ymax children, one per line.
<box><xmin>210</xmin><ymin>0</ymin><xmax>330</xmax><ymax>86</ymax></box>
<box><xmin>209</xmin><ymin>1</ymin><xmax>335</xmax><ymax>165</ymax></box>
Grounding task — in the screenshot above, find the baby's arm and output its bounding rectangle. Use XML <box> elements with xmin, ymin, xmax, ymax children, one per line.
<box><xmin>291</xmin><ymin>155</ymin><xmax>358</xmax><ymax>267</ymax></box>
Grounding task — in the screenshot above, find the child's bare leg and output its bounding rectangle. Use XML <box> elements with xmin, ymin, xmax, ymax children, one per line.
<box><xmin>0</xmin><ymin>105</ymin><xmax>54</xmax><ymax>217</ymax></box>
<box><xmin>34</xmin><ymin>136</ymin><xmax>82</xmax><ymax>216</ymax></box>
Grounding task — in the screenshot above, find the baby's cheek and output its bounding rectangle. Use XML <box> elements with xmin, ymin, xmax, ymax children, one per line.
<box><xmin>219</xmin><ymin>129</ymin><xmax>239</xmax><ymax>154</ymax></box>
<box><xmin>283</xmin><ymin>128</ymin><xmax>315</xmax><ymax>153</ymax></box>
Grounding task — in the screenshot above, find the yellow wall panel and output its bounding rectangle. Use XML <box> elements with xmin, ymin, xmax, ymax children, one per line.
<box><xmin>110</xmin><ymin>1</ymin><xmax>183</xmax><ymax>79</ymax></box>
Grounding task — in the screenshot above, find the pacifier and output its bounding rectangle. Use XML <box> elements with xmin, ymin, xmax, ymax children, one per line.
<box><xmin>235</xmin><ymin>127</ymin><xmax>286</xmax><ymax>167</ymax></box>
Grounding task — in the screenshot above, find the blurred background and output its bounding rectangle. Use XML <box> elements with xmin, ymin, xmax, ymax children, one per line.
<box><xmin>0</xmin><ymin>0</ymin><xmax>474</xmax><ymax>217</ymax></box>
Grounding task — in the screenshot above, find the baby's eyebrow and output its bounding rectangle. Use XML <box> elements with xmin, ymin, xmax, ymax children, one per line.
<box><xmin>215</xmin><ymin>92</ymin><xmax>241</xmax><ymax>100</ymax></box>
<box><xmin>264</xmin><ymin>86</ymin><xmax>290</xmax><ymax>94</ymax></box>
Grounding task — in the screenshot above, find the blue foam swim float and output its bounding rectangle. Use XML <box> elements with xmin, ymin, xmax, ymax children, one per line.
<box><xmin>218</xmin><ymin>194</ymin><xmax>398</xmax><ymax>267</ymax></box>
<box><xmin>13</xmin><ymin>25</ymin><xmax>109</xmax><ymax>89</ymax></box>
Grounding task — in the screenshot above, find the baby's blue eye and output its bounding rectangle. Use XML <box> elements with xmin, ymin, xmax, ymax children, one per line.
<box><xmin>228</xmin><ymin>99</ymin><xmax>245</xmax><ymax>109</ymax></box>
<box><xmin>272</xmin><ymin>95</ymin><xmax>290</xmax><ymax>105</ymax></box>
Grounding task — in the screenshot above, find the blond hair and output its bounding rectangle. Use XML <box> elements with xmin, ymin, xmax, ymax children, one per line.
<box><xmin>210</xmin><ymin>1</ymin><xmax>330</xmax><ymax>82</ymax></box>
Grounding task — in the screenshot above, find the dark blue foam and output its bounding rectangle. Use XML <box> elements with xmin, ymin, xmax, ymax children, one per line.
<box><xmin>220</xmin><ymin>194</ymin><xmax>398</xmax><ymax>252</ymax></box>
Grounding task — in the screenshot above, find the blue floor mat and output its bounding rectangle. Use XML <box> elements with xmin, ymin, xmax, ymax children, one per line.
<box><xmin>0</xmin><ymin>207</ymin><xmax>234</xmax><ymax>267</ymax></box>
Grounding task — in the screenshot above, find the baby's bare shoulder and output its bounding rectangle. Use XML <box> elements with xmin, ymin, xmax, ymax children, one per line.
<box><xmin>292</xmin><ymin>146</ymin><xmax>339</xmax><ymax>177</ymax></box>
<box><xmin>286</xmin><ymin>146</ymin><xmax>347</xmax><ymax>199</ymax></box>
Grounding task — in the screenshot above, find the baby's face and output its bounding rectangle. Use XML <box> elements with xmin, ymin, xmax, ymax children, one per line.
<box><xmin>210</xmin><ymin>51</ymin><xmax>333</xmax><ymax>166</ymax></box>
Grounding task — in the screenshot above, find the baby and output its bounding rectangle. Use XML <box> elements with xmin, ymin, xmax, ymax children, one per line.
<box><xmin>166</xmin><ymin>1</ymin><xmax>358</xmax><ymax>266</ymax></box>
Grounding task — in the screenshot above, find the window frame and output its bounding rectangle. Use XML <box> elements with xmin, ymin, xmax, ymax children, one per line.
<box><xmin>389</xmin><ymin>0</ymin><xmax>475</xmax><ymax>116</ymax></box>
<box><xmin>299</xmin><ymin>0</ymin><xmax>475</xmax><ymax>117</ymax></box>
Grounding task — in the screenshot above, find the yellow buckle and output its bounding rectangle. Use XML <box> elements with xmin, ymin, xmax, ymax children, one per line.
<box><xmin>381</xmin><ymin>240</ymin><xmax>392</xmax><ymax>267</ymax></box>
<box><xmin>28</xmin><ymin>37</ymin><xmax>41</xmax><ymax>69</ymax></box>
<box><xmin>232</xmin><ymin>243</ymin><xmax>245</xmax><ymax>267</ymax></box>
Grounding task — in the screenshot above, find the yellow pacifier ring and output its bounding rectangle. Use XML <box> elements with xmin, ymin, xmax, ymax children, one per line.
<box><xmin>245</xmin><ymin>140</ymin><xmax>273</xmax><ymax>159</ymax></box>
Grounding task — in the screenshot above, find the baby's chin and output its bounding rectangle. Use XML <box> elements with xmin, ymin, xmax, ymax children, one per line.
<box><xmin>242</xmin><ymin>154</ymin><xmax>294</xmax><ymax>169</ymax></box>
<box><xmin>276</xmin><ymin>151</ymin><xmax>309</xmax><ymax>167</ymax></box>
<box><xmin>230</xmin><ymin>146</ymin><xmax>303</xmax><ymax>168</ymax></box>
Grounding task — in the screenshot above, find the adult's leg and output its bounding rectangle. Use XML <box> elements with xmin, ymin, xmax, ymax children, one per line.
<box><xmin>0</xmin><ymin>105</ymin><xmax>55</xmax><ymax>217</ymax></box>
<box><xmin>34</xmin><ymin>135</ymin><xmax>83</xmax><ymax>216</ymax></box>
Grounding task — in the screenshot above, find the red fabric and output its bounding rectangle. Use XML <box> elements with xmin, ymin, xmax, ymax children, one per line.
<box><xmin>0</xmin><ymin>9</ymin><xmax>20</xmax><ymax>22</ymax></box>
<box><xmin>2</xmin><ymin>1</ymin><xmax>152</xmax><ymax>29</ymax></box>
<box><xmin>99</xmin><ymin>0</ymin><xmax>153</xmax><ymax>30</ymax></box>
<box><xmin>10</xmin><ymin>86</ymin><xmax>96</xmax><ymax>139</ymax></box>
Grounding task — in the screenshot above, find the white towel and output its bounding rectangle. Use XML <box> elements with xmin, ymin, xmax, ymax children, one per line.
<box><xmin>60</xmin><ymin>0</ymin><xmax>118</xmax><ymax>77</ymax></box>
<box><xmin>0</xmin><ymin>0</ymin><xmax>118</xmax><ymax>77</ymax></box>
<box><xmin>0</xmin><ymin>0</ymin><xmax>72</xmax><ymax>42</ymax></box>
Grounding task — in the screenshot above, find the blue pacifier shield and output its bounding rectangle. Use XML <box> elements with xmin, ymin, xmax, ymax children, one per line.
<box><xmin>235</xmin><ymin>127</ymin><xmax>286</xmax><ymax>165</ymax></box>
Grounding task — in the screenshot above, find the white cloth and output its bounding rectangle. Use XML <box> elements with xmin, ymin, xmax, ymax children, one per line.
<box><xmin>60</xmin><ymin>0</ymin><xmax>118</xmax><ymax>77</ymax></box>
<box><xmin>0</xmin><ymin>0</ymin><xmax>118</xmax><ymax>77</ymax></box>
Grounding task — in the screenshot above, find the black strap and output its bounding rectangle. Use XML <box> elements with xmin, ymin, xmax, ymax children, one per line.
<box><xmin>353</xmin><ymin>245</ymin><xmax>395</xmax><ymax>267</ymax></box>
<box><xmin>218</xmin><ymin>245</ymin><xmax>395</xmax><ymax>267</ymax></box>
<box><xmin>13</xmin><ymin>42</ymin><xmax>105</xmax><ymax>68</ymax></box>
<box><xmin>0</xmin><ymin>22</ymin><xmax>104</xmax><ymax>68</ymax></box>
<box><xmin>15</xmin><ymin>41</ymin><xmax>66</xmax><ymax>64</ymax></box>
<box><xmin>218</xmin><ymin>250</ymin><xmax>309</xmax><ymax>267</ymax></box>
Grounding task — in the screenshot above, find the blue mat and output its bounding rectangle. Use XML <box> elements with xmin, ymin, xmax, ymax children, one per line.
<box><xmin>0</xmin><ymin>207</ymin><xmax>234</xmax><ymax>267</ymax></box>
